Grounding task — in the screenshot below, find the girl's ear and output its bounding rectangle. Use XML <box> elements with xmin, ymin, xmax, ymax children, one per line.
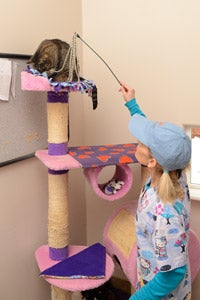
<box><xmin>147</xmin><ymin>157</ymin><xmax>157</xmax><ymax>169</ymax></box>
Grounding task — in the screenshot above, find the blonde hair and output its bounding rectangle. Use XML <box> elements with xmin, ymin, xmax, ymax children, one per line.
<box><xmin>157</xmin><ymin>167</ymin><xmax>184</xmax><ymax>204</ymax></box>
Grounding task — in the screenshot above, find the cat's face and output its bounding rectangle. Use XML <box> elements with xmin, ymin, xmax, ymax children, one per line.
<box><xmin>29</xmin><ymin>53</ymin><xmax>55</xmax><ymax>74</ymax></box>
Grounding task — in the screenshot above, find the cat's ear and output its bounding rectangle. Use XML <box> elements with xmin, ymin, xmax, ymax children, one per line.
<box><xmin>27</xmin><ymin>55</ymin><xmax>34</xmax><ymax>64</ymax></box>
<box><xmin>27</xmin><ymin>49</ymin><xmax>41</xmax><ymax>64</ymax></box>
<box><xmin>27</xmin><ymin>39</ymin><xmax>48</xmax><ymax>64</ymax></box>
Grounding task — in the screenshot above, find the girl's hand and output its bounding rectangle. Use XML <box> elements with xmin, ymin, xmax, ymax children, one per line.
<box><xmin>119</xmin><ymin>82</ymin><xmax>135</xmax><ymax>102</ymax></box>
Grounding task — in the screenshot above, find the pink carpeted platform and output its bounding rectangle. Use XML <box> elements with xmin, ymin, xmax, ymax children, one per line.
<box><xmin>35</xmin><ymin>150</ymin><xmax>82</xmax><ymax>170</ymax></box>
<box><xmin>35</xmin><ymin>143</ymin><xmax>137</xmax><ymax>171</ymax></box>
<box><xmin>21</xmin><ymin>71</ymin><xmax>54</xmax><ymax>91</ymax></box>
<box><xmin>35</xmin><ymin>245</ymin><xmax>114</xmax><ymax>291</ymax></box>
<box><xmin>21</xmin><ymin>70</ymin><xmax>96</xmax><ymax>94</ymax></box>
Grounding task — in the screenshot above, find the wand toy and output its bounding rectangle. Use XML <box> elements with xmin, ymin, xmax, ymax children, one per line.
<box><xmin>76</xmin><ymin>33</ymin><xmax>122</xmax><ymax>86</ymax></box>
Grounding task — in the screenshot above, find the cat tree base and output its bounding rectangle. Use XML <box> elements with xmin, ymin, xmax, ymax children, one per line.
<box><xmin>35</xmin><ymin>244</ymin><xmax>114</xmax><ymax>296</ymax></box>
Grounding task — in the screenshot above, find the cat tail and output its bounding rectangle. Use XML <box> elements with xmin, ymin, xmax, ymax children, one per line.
<box><xmin>92</xmin><ymin>85</ymin><xmax>98</xmax><ymax>110</ymax></box>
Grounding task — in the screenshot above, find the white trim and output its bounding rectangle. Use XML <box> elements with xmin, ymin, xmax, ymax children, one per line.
<box><xmin>185</xmin><ymin>125</ymin><xmax>200</xmax><ymax>201</ymax></box>
<box><xmin>189</xmin><ymin>188</ymin><xmax>200</xmax><ymax>201</ymax></box>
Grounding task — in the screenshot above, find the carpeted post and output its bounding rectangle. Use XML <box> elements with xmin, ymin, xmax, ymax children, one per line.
<box><xmin>47</xmin><ymin>91</ymin><xmax>69</xmax><ymax>261</ymax></box>
<box><xmin>48</xmin><ymin>169</ymin><xmax>69</xmax><ymax>260</ymax></box>
<box><xmin>47</xmin><ymin>91</ymin><xmax>70</xmax><ymax>299</ymax></box>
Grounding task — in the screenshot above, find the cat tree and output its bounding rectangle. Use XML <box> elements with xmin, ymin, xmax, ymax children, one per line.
<box><xmin>21</xmin><ymin>35</ymin><xmax>138</xmax><ymax>300</ymax></box>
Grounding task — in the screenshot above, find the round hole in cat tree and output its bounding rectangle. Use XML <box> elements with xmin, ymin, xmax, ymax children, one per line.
<box><xmin>84</xmin><ymin>164</ymin><xmax>133</xmax><ymax>201</ymax></box>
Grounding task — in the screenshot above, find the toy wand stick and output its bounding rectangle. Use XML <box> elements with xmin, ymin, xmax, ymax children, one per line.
<box><xmin>76</xmin><ymin>33</ymin><xmax>121</xmax><ymax>86</ymax></box>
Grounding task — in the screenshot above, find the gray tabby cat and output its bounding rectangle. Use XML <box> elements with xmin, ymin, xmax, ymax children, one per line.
<box><xmin>27</xmin><ymin>38</ymin><xmax>79</xmax><ymax>82</ymax></box>
<box><xmin>28</xmin><ymin>38</ymin><xmax>97</xmax><ymax>109</ymax></box>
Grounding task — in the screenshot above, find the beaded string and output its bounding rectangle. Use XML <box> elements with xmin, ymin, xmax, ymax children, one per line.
<box><xmin>53</xmin><ymin>33</ymin><xmax>80</xmax><ymax>82</ymax></box>
<box><xmin>67</xmin><ymin>33</ymin><xmax>80</xmax><ymax>82</ymax></box>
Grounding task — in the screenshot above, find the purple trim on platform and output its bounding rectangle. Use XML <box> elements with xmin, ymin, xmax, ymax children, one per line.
<box><xmin>49</xmin><ymin>246</ymin><xmax>69</xmax><ymax>261</ymax></box>
<box><xmin>47</xmin><ymin>91</ymin><xmax>69</xmax><ymax>103</ymax></box>
<box><xmin>48</xmin><ymin>169</ymin><xmax>69</xmax><ymax>175</ymax></box>
<box><xmin>48</xmin><ymin>142</ymin><xmax>68</xmax><ymax>155</ymax></box>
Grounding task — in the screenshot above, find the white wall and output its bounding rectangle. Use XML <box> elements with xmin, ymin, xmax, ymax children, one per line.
<box><xmin>1</xmin><ymin>0</ymin><xmax>82</xmax><ymax>54</ymax></box>
<box><xmin>82</xmin><ymin>0</ymin><xmax>200</xmax><ymax>126</ymax></box>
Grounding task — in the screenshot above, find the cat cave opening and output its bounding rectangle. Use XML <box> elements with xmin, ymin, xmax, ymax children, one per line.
<box><xmin>84</xmin><ymin>164</ymin><xmax>133</xmax><ymax>201</ymax></box>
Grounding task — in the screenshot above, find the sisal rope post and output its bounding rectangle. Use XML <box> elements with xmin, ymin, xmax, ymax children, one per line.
<box><xmin>51</xmin><ymin>286</ymin><xmax>72</xmax><ymax>300</ymax></box>
<box><xmin>47</xmin><ymin>91</ymin><xmax>69</xmax><ymax>260</ymax></box>
<box><xmin>48</xmin><ymin>101</ymin><xmax>68</xmax><ymax>142</ymax></box>
<box><xmin>48</xmin><ymin>170</ymin><xmax>69</xmax><ymax>259</ymax></box>
<box><xmin>47</xmin><ymin>91</ymin><xmax>70</xmax><ymax>298</ymax></box>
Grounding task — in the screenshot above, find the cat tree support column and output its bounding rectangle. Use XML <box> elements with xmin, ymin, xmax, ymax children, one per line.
<box><xmin>47</xmin><ymin>91</ymin><xmax>71</xmax><ymax>300</ymax></box>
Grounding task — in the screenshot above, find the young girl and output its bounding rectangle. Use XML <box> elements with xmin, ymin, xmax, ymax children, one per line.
<box><xmin>119</xmin><ymin>83</ymin><xmax>191</xmax><ymax>300</ymax></box>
